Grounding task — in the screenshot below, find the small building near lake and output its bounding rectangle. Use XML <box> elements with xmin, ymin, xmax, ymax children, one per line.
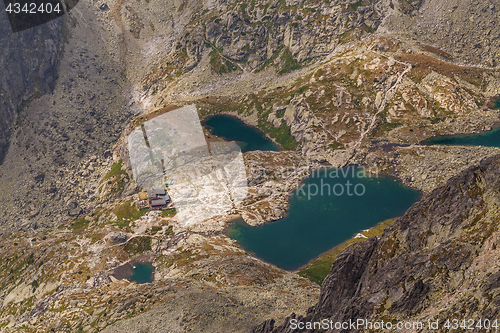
<box><xmin>147</xmin><ymin>188</ymin><xmax>170</xmax><ymax>209</ymax></box>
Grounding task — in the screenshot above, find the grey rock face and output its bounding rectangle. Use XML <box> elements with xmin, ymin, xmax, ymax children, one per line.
<box><xmin>0</xmin><ymin>16</ymin><xmax>63</xmax><ymax>164</ymax></box>
<box><xmin>381</xmin><ymin>0</ymin><xmax>500</xmax><ymax>66</ymax></box>
<box><xmin>0</xmin><ymin>6</ymin><xmax>134</xmax><ymax>231</ymax></box>
<box><xmin>170</xmin><ymin>0</ymin><xmax>382</xmax><ymax>71</ymax></box>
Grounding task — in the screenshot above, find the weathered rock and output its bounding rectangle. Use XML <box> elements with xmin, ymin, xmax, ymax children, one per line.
<box><xmin>0</xmin><ymin>17</ymin><xmax>62</xmax><ymax>164</ymax></box>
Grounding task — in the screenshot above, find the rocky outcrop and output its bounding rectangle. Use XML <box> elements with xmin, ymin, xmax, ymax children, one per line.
<box><xmin>141</xmin><ymin>0</ymin><xmax>384</xmax><ymax>93</ymax></box>
<box><xmin>394</xmin><ymin>145</ymin><xmax>500</xmax><ymax>193</ymax></box>
<box><xmin>381</xmin><ymin>0</ymin><xmax>500</xmax><ymax>66</ymax></box>
<box><xmin>0</xmin><ymin>16</ymin><xmax>63</xmax><ymax>164</ymax></box>
<box><xmin>253</xmin><ymin>154</ymin><xmax>500</xmax><ymax>332</ymax></box>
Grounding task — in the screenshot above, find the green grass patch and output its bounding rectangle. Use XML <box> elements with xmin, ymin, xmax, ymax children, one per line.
<box><xmin>329</xmin><ymin>141</ymin><xmax>345</xmax><ymax>150</ymax></box>
<box><xmin>349</xmin><ymin>0</ymin><xmax>362</xmax><ymax>11</ymax></box>
<box><xmin>254</xmin><ymin>45</ymin><xmax>303</xmax><ymax>75</ymax></box>
<box><xmin>150</xmin><ymin>226</ymin><xmax>162</xmax><ymax>235</ymax></box>
<box><xmin>209</xmin><ymin>49</ymin><xmax>238</xmax><ymax>75</ymax></box>
<box><xmin>315</xmin><ymin>68</ymin><xmax>325</xmax><ymax>78</ymax></box>
<box><xmin>101</xmin><ymin>160</ymin><xmax>130</xmax><ymax>194</ymax></box>
<box><xmin>161</xmin><ymin>208</ymin><xmax>177</xmax><ymax>217</ymax></box>
<box><xmin>278</xmin><ymin>0</ymin><xmax>297</xmax><ymax>10</ymax></box>
<box><xmin>298</xmin><ymin>218</ymin><xmax>397</xmax><ymax>285</ymax></box>
<box><xmin>255</xmin><ymin>45</ymin><xmax>284</xmax><ymax>73</ymax></box>
<box><xmin>123</xmin><ymin>237</ymin><xmax>152</xmax><ymax>255</ymax></box>
<box><xmin>278</xmin><ymin>47</ymin><xmax>302</xmax><ymax>75</ymax></box>
<box><xmin>164</xmin><ymin>226</ymin><xmax>173</xmax><ymax>236</ymax></box>
<box><xmin>362</xmin><ymin>23</ymin><xmax>376</xmax><ymax>34</ymax></box>
<box><xmin>6</xmin><ymin>253</ymin><xmax>37</xmax><ymax>282</ymax></box>
<box><xmin>429</xmin><ymin>117</ymin><xmax>445</xmax><ymax>124</ymax></box>
<box><xmin>104</xmin><ymin>160</ymin><xmax>125</xmax><ymax>181</ymax></box>
<box><xmin>113</xmin><ymin>201</ymin><xmax>149</xmax><ymax>230</ymax></box>
<box><xmin>31</xmin><ymin>279</ymin><xmax>39</xmax><ymax>292</ymax></box>
<box><xmin>259</xmin><ymin>118</ymin><xmax>299</xmax><ymax>150</ymax></box>
<box><xmin>71</xmin><ymin>218</ymin><xmax>90</xmax><ymax>234</ymax></box>
<box><xmin>296</xmin><ymin>84</ymin><xmax>309</xmax><ymax>95</ymax></box>
<box><xmin>150</xmin><ymin>225</ymin><xmax>173</xmax><ymax>236</ymax></box>
<box><xmin>374</xmin><ymin>121</ymin><xmax>401</xmax><ymax>136</ymax></box>
<box><xmin>26</xmin><ymin>253</ymin><xmax>35</xmax><ymax>266</ymax></box>
<box><xmin>165</xmin><ymin>249</ymin><xmax>195</xmax><ymax>268</ymax></box>
<box><xmin>262</xmin><ymin>2</ymin><xmax>270</xmax><ymax>15</ymax></box>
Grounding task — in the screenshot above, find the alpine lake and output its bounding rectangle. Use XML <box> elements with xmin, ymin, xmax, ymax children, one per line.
<box><xmin>203</xmin><ymin>114</ymin><xmax>279</xmax><ymax>152</ymax></box>
<box><xmin>205</xmin><ymin>114</ymin><xmax>421</xmax><ymax>271</ymax></box>
<box><xmin>424</xmin><ymin>96</ymin><xmax>500</xmax><ymax>147</ymax></box>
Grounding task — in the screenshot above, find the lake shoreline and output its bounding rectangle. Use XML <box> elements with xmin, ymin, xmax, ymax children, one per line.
<box><xmin>225</xmin><ymin>165</ymin><xmax>423</xmax><ymax>274</ymax></box>
<box><xmin>295</xmin><ymin>217</ymin><xmax>400</xmax><ymax>284</ymax></box>
<box><xmin>201</xmin><ymin>113</ymin><xmax>282</xmax><ymax>152</ymax></box>
<box><xmin>227</xmin><ymin>166</ymin><xmax>421</xmax><ymax>271</ymax></box>
<box><xmin>421</xmin><ymin>118</ymin><xmax>500</xmax><ymax>146</ymax></box>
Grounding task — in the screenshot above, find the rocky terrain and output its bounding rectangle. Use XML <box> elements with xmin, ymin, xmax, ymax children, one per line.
<box><xmin>393</xmin><ymin>145</ymin><xmax>500</xmax><ymax>193</ymax></box>
<box><xmin>0</xmin><ymin>182</ymin><xmax>319</xmax><ymax>332</ymax></box>
<box><xmin>380</xmin><ymin>0</ymin><xmax>500</xmax><ymax>67</ymax></box>
<box><xmin>252</xmin><ymin>153</ymin><xmax>500</xmax><ymax>333</ymax></box>
<box><xmin>0</xmin><ymin>0</ymin><xmax>136</xmax><ymax>231</ymax></box>
<box><xmin>1</xmin><ymin>0</ymin><xmax>500</xmax><ymax>331</ymax></box>
<box><xmin>1</xmin><ymin>0</ymin><xmax>500</xmax><ymax>232</ymax></box>
<box><xmin>0</xmin><ymin>16</ymin><xmax>62</xmax><ymax>164</ymax></box>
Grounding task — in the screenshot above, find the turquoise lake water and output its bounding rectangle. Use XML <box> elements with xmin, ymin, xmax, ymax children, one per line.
<box><xmin>228</xmin><ymin>167</ymin><xmax>421</xmax><ymax>271</ymax></box>
<box><xmin>203</xmin><ymin>114</ymin><xmax>279</xmax><ymax>152</ymax></box>
<box><xmin>130</xmin><ymin>262</ymin><xmax>154</xmax><ymax>284</ymax></box>
<box><xmin>424</xmin><ymin>127</ymin><xmax>500</xmax><ymax>147</ymax></box>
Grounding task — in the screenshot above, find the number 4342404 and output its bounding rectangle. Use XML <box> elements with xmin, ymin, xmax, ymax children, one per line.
<box><xmin>443</xmin><ymin>319</ymin><xmax>499</xmax><ymax>330</ymax></box>
<box><xmin>6</xmin><ymin>2</ymin><xmax>61</xmax><ymax>14</ymax></box>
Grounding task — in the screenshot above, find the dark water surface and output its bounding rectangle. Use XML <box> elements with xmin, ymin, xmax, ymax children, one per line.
<box><xmin>424</xmin><ymin>96</ymin><xmax>500</xmax><ymax>147</ymax></box>
<box><xmin>228</xmin><ymin>167</ymin><xmax>421</xmax><ymax>271</ymax></box>
<box><xmin>204</xmin><ymin>114</ymin><xmax>279</xmax><ymax>152</ymax></box>
<box><xmin>495</xmin><ymin>98</ymin><xmax>500</xmax><ymax>109</ymax></box>
<box><xmin>129</xmin><ymin>262</ymin><xmax>154</xmax><ymax>284</ymax></box>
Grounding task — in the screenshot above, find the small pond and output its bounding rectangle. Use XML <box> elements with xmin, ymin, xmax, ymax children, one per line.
<box><xmin>113</xmin><ymin>261</ymin><xmax>154</xmax><ymax>284</ymax></box>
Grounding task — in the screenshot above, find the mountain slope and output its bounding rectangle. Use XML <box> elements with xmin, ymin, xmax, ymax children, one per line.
<box><xmin>0</xmin><ymin>18</ymin><xmax>62</xmax><ymax>164</ymax></box>
<box><xmin>380</xmin><ymin>0</ymin><xmax>500</xmax><ymax>66</ymax></box>
<box><xmin>1</xmin><ymin>0</ymin><xmax>500</xmax><ymax>232</ymax></box>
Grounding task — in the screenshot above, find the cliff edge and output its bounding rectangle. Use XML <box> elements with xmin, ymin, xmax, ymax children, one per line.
<box><xmin>0</xmin><ymin>15</ymin><xmax>63</xmax><ymax>164</ymax></box>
